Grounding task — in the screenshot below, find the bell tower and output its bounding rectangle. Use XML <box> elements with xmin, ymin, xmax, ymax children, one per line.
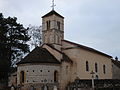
<box><xmin>42</xmin><ymin>10</ymin><xmax>64</xmax><ymax>50</ymax></box>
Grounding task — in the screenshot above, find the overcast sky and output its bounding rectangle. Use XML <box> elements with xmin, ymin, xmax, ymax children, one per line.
<box><xmin>0</xmin><ymin>0</ymin><xmax>120</xmax><ymax>59</ymax></box>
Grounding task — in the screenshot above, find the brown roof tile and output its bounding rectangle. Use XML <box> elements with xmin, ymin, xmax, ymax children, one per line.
<box><xmin>42</xmin><ymin>10</ymin><xmax>64</xmax><ymax>18</ymax></box>
<box><xmin>17</xmin><ymin>47</ymin><xmax>60</xmax><ymax>65</ymax></box>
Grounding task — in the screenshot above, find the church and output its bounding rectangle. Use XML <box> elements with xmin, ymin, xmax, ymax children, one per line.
<box><xmin>14</xmin><ymin>6</ymin><xmax>116</xmax><ymax>90</ymax></box>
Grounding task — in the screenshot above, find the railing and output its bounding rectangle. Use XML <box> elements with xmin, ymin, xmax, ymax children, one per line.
<box><xmin>66</xmin><ymin>79</ymin><xmax>120</xmax><ymax>90</ymax></box>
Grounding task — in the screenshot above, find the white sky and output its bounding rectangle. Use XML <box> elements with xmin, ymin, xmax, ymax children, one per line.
<box><xmin>0</xmin><ymin>0</ymin><xmax>120</xmax><ymax>59</ymax></box>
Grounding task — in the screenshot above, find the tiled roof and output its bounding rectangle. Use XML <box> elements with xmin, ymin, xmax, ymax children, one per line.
<box><xmin>42</xmin><ymin>10</ymin><xmax>64</xmax><ymax>18</ymax></box>
<box><xmin>63</xmin><ymin>40</ymin><xmax>112</xmax><ymax>58</ymax></box>
<box><xmin>44</xmin><ymin>44</ymin><xmax>72</xmax><ymax>63</ymax></box>
<box><xmin>17</xmin><ymin>47</ymin><xmax>60</xmax><ymax>65</ymax></box>
<box><xmin>62</xmin><ymin>53</ymin><xmax>73</xmax><ymax>63</ymax></box>
<box><xmin>45</xmin><ymin>44</ymin><xmax>63</xmax><ymax>54</ymax></box>
<box><xmin>43</xmin><ymin>44</ymin><xmax>72</xmax><ymax>62</ymax></box>
<box><xmin>112</xmin><ymin>59</ymin><xmax>120</xmax><ymax>68</ymax></box>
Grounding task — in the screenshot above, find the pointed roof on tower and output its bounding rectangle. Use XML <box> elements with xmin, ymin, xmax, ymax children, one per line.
<box><xmin>42</xmin><ymin>10</ymin><xmax>64</xmax><ymax>18</ymax></box>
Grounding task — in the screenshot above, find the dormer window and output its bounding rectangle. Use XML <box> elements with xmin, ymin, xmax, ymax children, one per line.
<box><xmin>46</xmin><ymin>20</ymin><xmax>51</xmax><ymax>30</ymax></box>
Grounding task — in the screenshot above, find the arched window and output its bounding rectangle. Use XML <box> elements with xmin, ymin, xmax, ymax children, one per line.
<box><xmin>20</xmin><ymin>71</ymin><xmax>25</xmax><ymax>83</ymax></box>
<box><xmin>46</xmin><ymin>20</ymin><xmax>51</xmax><ymax>30</ymax></box>
<box><xmin>54</xmin><ymin>71</ymin><xmax>58</xmax><ymax>82</ymax></box>
<box><xmin>66</xmin><ymin>65</ymin><xmax>68</xmax><ymax>74</ymax></box>
<box><xmin>57</xmin><ymin>21</ymin><xmax>60</xmax><ymax>30</ymax></box>
<box><xmin>86</xmin><ymin>61</ymin><xmax>89</xmax><ymax>71</ymax></box>
<box><xmin>95</xmin><ymin>63</ymin><xmax>98</xmax><ymax>73</ymax></box>
<box><xmin>103</xmin><ymin>65</ymin><xmax>106</xmax><ymax>74</ymax></box>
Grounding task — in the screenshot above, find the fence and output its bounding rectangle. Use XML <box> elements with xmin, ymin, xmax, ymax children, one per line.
<box><xmin>66</xmin><ymin>79</ymin><xmax>120</xmax><ymax>90</ymax></box>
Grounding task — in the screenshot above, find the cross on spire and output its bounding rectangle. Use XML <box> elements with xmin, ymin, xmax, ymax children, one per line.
<box><xmin>51</xmin><ymin>0</ymin><xmax>56</xmax><ymax>10</ymax></box>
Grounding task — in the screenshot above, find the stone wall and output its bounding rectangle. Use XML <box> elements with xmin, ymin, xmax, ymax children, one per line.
<box><xmin>8</xmin><ymin>72</ymin><xmax>17</xmax><ymax>87</ymax></box>
<box><xmin>17</xmin><ymin>64</ymin><xmax>60</xmax><ymax>89</ymax></box>
<box><xmin>112</xmin><ymin>61</ymin><xmax>120</xmax><ymax>79</ymax></box>
<box><xmin>42</xmin><ymin>14</ymin><xmax>64</xmax><ymax>46</ymax></box>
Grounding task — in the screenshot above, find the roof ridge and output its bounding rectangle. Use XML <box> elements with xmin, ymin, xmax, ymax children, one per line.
<box><xmin>62</xmin><ymin>40</ymin><xmax>112</xmax><ymax>58</ymax></box>
<box><xmin>17</xmin><ymin>47</ymin><xmax>60</xmax><ymax>65</ymax></box>
<box><xmin>42</xmin><ymin>10</ymin><xmax>64</xmax><ymax>18</ymax></box>
<box><xmin>45</xmin><ymin>44</ymin><xmax>63</xmax><ymax>54</ymax></box>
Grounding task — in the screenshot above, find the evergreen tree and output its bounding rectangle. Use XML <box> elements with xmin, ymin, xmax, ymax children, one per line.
<box><xmin>0</xmin><ymin>13</ymin><xmax>30</xmax><ymax>81</ymax></box>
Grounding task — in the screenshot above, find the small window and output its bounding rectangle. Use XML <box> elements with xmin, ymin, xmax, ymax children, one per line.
<box><xmin>46</xmin><ymin>20</ymin><xmax>51</xmax><ymax>30</ymax></box>
<box><xmin>40</xmin><ymin>70</ymin><xmax>42</xmax><ymax>72</ymax></box>
<box><xmin>86</xmin><ymin>61</ymin><xmax>89</xmax><ymax>71</ymax></box>
<box><xmin>48</xmin><ymin>70</ymin><xmax>50</xmax><ymax>72</ymax></box>
<box><xmin>95</xmin><ymin>63</ymin><xmax>98</xmax><ymax>73</ymax></box>
<box><xmin>20</xmin><ymin>71</ymin><xmax>25</xmax><ymax>83</ymax></box>
<box><xmin>33</xmin><ymin>70</ymin><xmax>34</xmax><ymax>72</ymax></box>
<box><xmin>66</xmin><ymin>66</ymin><xmax>68</xmax><ymax>74</ymax></box>
<box><xmin>43</xmin><ymin>79</ymin><xmax>47</xmax><ymax>83</ymax></box>
<box><xmin>103</xmin><ymin>65</ymin><xmax>106</xmax><ymax>74</ymax></box>
<box><xmin>57</xmin><ymin>21</ymin><xmax>60</xmax><ymax>30</ymax></box>
<box><xmin>15</xmin><ymin>78</ymin><xmax>17</xmax><ymax>83</ymax></box>
<box><xmin>54</xmin><ymin>71</ymin><xmax>58</xmax><ymax>82</ymax></box>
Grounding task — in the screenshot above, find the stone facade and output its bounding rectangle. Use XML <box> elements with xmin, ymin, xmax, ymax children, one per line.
<box><xmin>112</xmin><ymin>59</ymin><xmax>120</xmax><ymax>79</ymax></box>
<box><xmin>8</xmin><ymin>72</ymin><xmax>17</xmax><ymax>87</ymax></box>
<box><xmin>17</xmin><ymin>64</ymin><xmax>60</xmax><ymax>90</ymax></box>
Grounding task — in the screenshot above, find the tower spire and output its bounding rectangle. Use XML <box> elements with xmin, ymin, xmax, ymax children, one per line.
<box><xmin>51</xmin><ymin>0</ymin><xmax>56</xmax><ymax>10</ymax></box>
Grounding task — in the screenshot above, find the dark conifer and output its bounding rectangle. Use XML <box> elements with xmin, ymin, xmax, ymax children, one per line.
<box><xmin>0</xmin><ymin>13</ymin><xmax>30</xmax><ymax>83</ymax></box>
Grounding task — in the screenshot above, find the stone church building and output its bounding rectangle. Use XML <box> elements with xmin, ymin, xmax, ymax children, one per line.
<box><xmin>16</xmin><ymin>10</ymin><xmax>114</xmax><ymax>90</ymax></box>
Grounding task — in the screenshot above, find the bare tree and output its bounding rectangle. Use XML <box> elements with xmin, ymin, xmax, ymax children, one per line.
<box><xmin>28</xmin><ymin>25</ymin><xmax>42</xmax><ymax>48</ymax></box>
